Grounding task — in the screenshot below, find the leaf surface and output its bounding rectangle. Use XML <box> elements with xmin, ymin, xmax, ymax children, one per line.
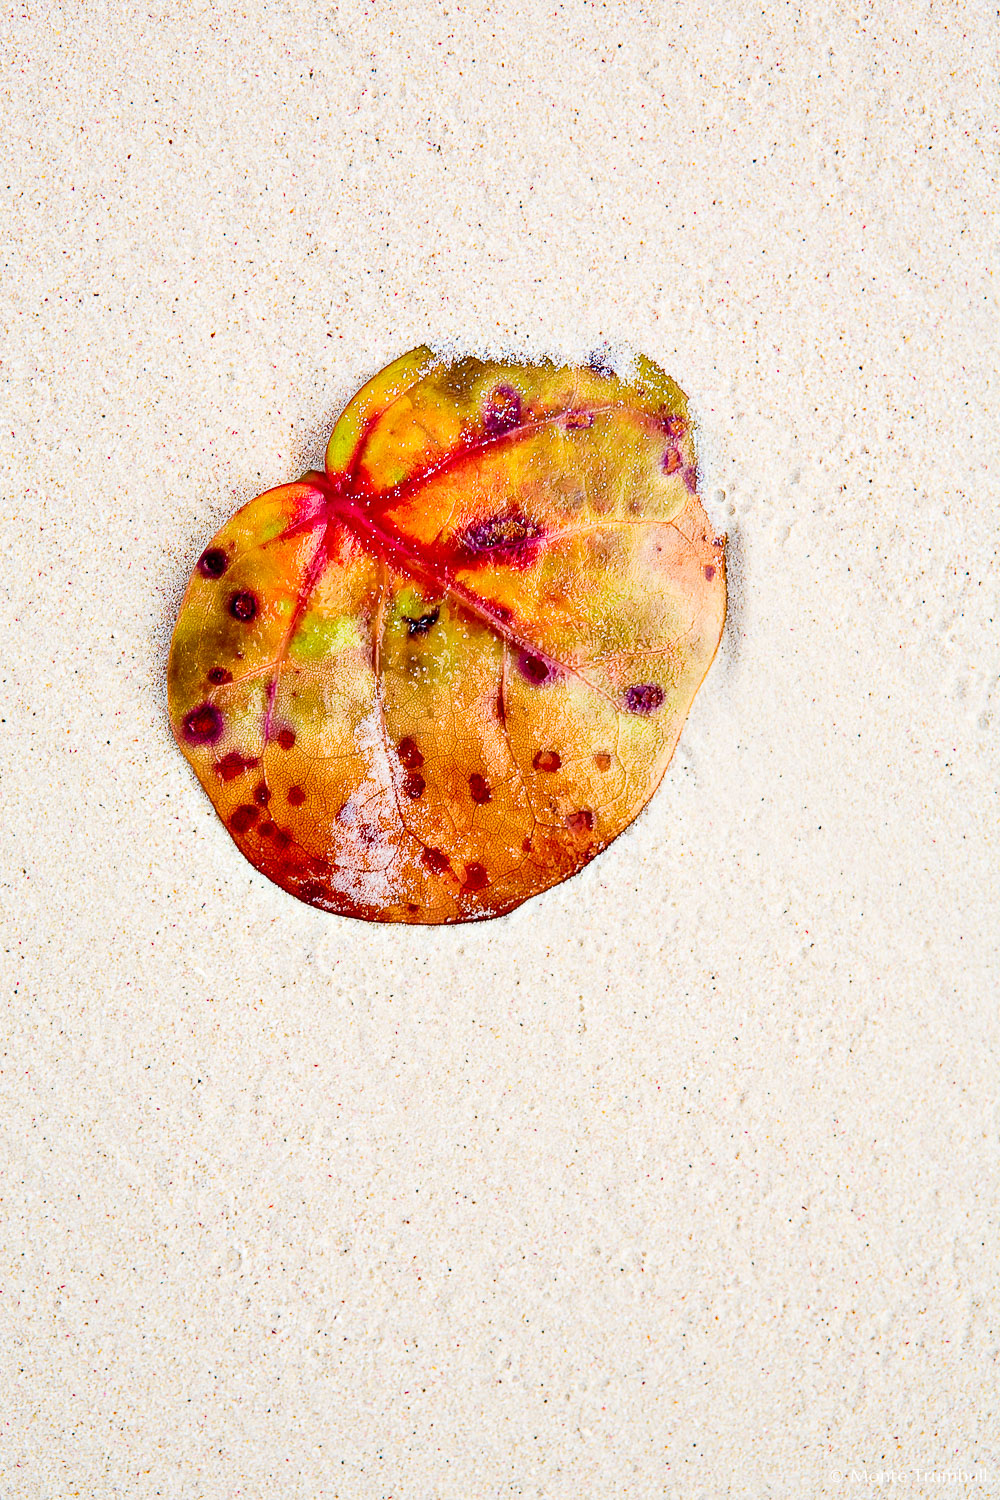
<box><xmin>167</xmin><ymin>348</ymin><xmax>726</xmax><ymax>923</ymax></box>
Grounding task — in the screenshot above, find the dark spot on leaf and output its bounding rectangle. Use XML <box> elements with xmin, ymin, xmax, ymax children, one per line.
<box><xmin>483</xmin><ymin>384</ymin><xmax>522</xmax><ymax>436</ymax></box>
<box><xmin>704</xmin><ymin>564</ymin><xmax>716</xmax><ymax>581</ymax></box>
<box><xmin>403</xmin><ymin>773</ymin><xmax>426</xmax><ymax>800</ymax></box>
<box><xmin>517</xmin><ymin>652</ymin><xmax>554</xmax><ymax>685</ymax></box>
<box><xmin>624</xmin><ymin>683</ymin><xmax>665</xmax><ymax>715</ymax></box>
<box><xmin>258</xmin><ymin>819</ymin><xmax>276</xmax><ymax>837</ymax></box>
<box><xmin>198</xmin><ymin>548</ymin><xmax>228</xmax><ymax>579</ymax></box>
<box><xmin>564</xmin><ymin>410</ymin><xmax>594</xmax><ymax>430</ymax></box>
<box><xmin>229</xmin><ymin>590</ymin><xmax>258</xmax><ymax>622</ymax></box>
<box><xmin>403</xmin><ymin>607</ymin><xmax>439</xmax><ymax>636</ymax></box>
<box><xmin>459</xmin><ymin>511</ymin><xmax>543</xmax><ymax>564</ymax></box>
<box><xmin>253</xmin><ymin>783</ymin><xmax>271</xmax><ymax>805</ymax></box>
<box><xmin>463</xmin><ymin>862</ymin><xmax>489</xmax><ymax>891</ymax></box>
<box><xmin>271</xmin><ymin>829</ymin><xmax>293</xmax><ymax>851</ymax></box>
<box><xmin>406</xmin><ymin>902</ymin><xmax>420</xmax><ymax>913</ymax></box>
<box><xmin>522</xmin><ymin>836</ymin><xmax>533</xmax><ymax>851</ymax></box>
<box><xmin>468</xmin><ymin>773</ymin><xmax>491</xmax><ymax>804</ymax></box>
<box><xmin>661</xmin><ymin>413</ymin><xmax>686</xmax><ymax>437</ymax></box>
<box><xmin>230</xmin><ymin>804</ymin><xmax>259</xmax><ymax>834</ymax></box>
<box><xmin>276</xmin><ymin>727</ymin><xmax>296</xmax><ymax>750</ymax></box>
<box><xmin>300</xmin><ymin>880</ymin><xmax>327</xmax><ymax>901</ymax></box>
<box><xmin>566</xmin><ymin>809</ymin><xmax>594</xmax><ymax>835</ymax></box>
<box><xmin>207</xmin><ymin>666</ymin><xmax>232</xmax><ymax>685</ymax></box>
<box><xmin>215</xmin><ymin>752</ymin><xmax>257</xmax><ymax>782</ymax></box>
<box><xmin>287</xmin><ymin>786</ymin><xmax>306</xmax><ymax>806</ymax></box>
<box><xmin>587</xmin><ymin>347</ymin><xmax>614</xmax><ymax>377</ymax></box>
<box><xmin>397</xmin><ymin>736</ymin><xmax>424</xmax><ymax>770</ymax></box>
<box><xmin>533</xmin><ymin>749</ymin><xmax>561</xmax><ymax>772</ymax></box>
<box><xmin>662</xmin><ymin>448</ymin><xmax>682</xmax><ymax>474</ymax></box>
<box><xmin>182</xmin><ymin>703</ymin><xmax>224</xmax><ymax>746</ymax></box>
<box><xmin>421</xmin><ymin>846</ymin><xmax>450</xmax><ymax>873</ymax></box>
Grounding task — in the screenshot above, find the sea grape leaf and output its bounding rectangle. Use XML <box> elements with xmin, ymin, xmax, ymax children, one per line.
<box><xmin>167</xmin><ymin>347</ymin><xmax>726</xmax><ymax>924</ymax></box>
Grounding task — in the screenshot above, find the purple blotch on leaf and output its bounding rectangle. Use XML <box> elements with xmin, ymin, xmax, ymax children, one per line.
<box><xmin>459</xmin><ymin>511</ymin><xmax>543</xmax><ymax>563</ymax></box>
<box><xmin>198</xmin><ymin>548</ymin><xmax>228</xmax><ymax>579</ymax></box>
<box><xmin>624</xmin><ymin>683</ymin><xmax>665</xmax><ymax>715</ymax></box>
<box><xmin>483</xmin><ymin>384</ymin><xmax>522</xmax><ymax>437</ymax></box>
<box><xmin>517</xmin><ymin>651</ymin><xmax>556</xmax><ymax>686</ymax></box>
<box><xmin>229</xmin><ymin>590</ymin><xmax>258</xmax><ymax>622</ymax></box>
<box><xmin>182</xmin><ymin>703</ymin><xmax>224</xmax><ymax>745</ymax></box>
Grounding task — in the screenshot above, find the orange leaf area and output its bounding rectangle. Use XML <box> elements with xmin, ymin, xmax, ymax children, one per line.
<box><xmin>167</xmin><ymin>348</ymin><xmax>726</xmax><ymax>923</ymax></box>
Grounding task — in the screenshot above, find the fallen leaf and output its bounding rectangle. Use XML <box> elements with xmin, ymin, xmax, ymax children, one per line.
<box><xmin>167</xmin><ymin>347</ymin><xmax>726</xmax><ymax>923</ymax></box>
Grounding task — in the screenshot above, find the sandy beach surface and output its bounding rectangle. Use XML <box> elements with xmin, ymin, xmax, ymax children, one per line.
<box><xmin>2</xmin><ymin>1</ymin><xmax>997</xmax><ymax>1494</ymax></box>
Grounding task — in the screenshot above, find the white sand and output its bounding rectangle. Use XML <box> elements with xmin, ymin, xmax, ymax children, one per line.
<box><xmin>2</xmin><ymin>2</ymin><xmax>997</xmax><ymax>1494</ymax></box>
